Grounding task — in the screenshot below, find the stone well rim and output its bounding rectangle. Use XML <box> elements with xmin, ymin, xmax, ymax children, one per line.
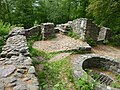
<box><xmin>73</xmin><ymin>54</ymin><xmax>120</xmax><ymax>90</ymax></box>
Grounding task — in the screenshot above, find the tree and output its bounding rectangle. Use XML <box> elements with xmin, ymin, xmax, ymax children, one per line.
<box><xmin>87</xmin><ymin>0</ymin><xmax>120</xmax><ymax>33</ymax></box>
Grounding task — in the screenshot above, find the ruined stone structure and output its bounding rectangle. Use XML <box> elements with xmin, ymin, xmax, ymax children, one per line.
<box><xmin>41</xmin><ymin>23</ymin><xmax>55</xmax><ymax>40</ymax></box>
<box><xmin>71</xmin><ymin>18</ymin><xmax>100</xmax><ymax>41</ymax></box>
<box><xmin>97</xmin><ymin>27</ymin><xmax>112</xmax><ymax>41</ymax></box>
<box><xmin>73</xmin><ymin>54</ymin><xmax>120</xmax><ymax>90</ymax></box>
<box><xmin>54</xmin><ymin>23</ymin><xmax>71</xmax><ymax>34</ymax></box>
<box><xmin>55</xmin><ymin>18</ymin><xmax>112</xmax><ymax>42</ymax></box>
<box><xmin>0</xmin><ymin>27</ymin><xmax>39</xmax><ymax>90</ymax></box>
<box><xmin>25</xmin><ymin>25</ymin><xmax>41</xmax><ymax>38</ymax></box>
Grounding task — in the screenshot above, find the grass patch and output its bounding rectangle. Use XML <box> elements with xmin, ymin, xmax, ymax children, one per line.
<box><xmin>37</xmin><ymin>56</ymin><xmax>75</xmax><ymax>90</ymax></box>
<box><xmin>27</xmin><ymin>33</ymin><xmax>94</xmax><ymax>90</ymax></box>
<box><xmin>111</xmin><ymin>74</ymin><xmax>120</xmax><ymax>89</ymax></box>
<box><xmin>67</xmin><ymin>29</ymin><xmax>80</xmax><ymax>39</ymax></box>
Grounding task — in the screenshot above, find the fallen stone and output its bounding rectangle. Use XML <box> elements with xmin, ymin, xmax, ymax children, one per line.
<box><xmin>32</xmin><ymin>79</ymin><xmax>39</xmax><ymax>86</ymax></box>
<box><xmin>8</xmin><ymin>82</ymin><xmax>16</xmax><ymax>87</ymax></box>
<box><xmin>7</xmin><ymin>51</ymin><xmax>19</xmax><ymax>58</ymax></box>
<box><xmin>17</xmin><ymin>69</ymin><xmax>25</xmax><ymax>74</ymax></box>
<box><xmin>4</xmin><ymin>61</ymin><xmax>12</xmax><ymax>65</ymax></box>
<box><xmin>28</xmin><ymin>66</ymin><xmax>35</xmax><ymax>74</ymax></box>
<box><xmin>20</xmin><ymin>48</ymin><xmax>26</xmax><ymax>53</ymax></box>
<box><xmin>13</xmin><ymin>84</ymin><xmax>29</xmax><ymax>90</ymax></box>
<box><xmin>15</xmin><ymin>73</ymin><xmax>23</xmax><ymax>78</ymax></box>
<box><xmin>27</xmin><ymin>84</ymin><xmax>39</xmax><ymax>90</ymax></box>
<box><xmin>18</xmin><ymin>66</ymin><xmax>27</xmax><ymax>69</ymax></box>
<box><xmin>10</xmin><ymin>77</ymin><xmax>17</xmax><ymax>83</ymax></box>
<box><xmin>0</xmin><ymin>65</ymin><xmax>16</xmax><ymax>78</ymax></box>
<box><xmin>0</xmin><ymin>58</ymin><xmax>5</xmax><ymax>61</ymax></box>
<box><xmin>23</xmin><ymin>77</ymin><xmax>31</xmax><ymax>81</ymax></box>
<box><xmin>24</xmin><ymin>57</ymin><xmax>32</xmax><ymax>65</ymax></box>
<box><xmin>1</xmin><ymin>51</ymin><xmax>7</xmax><ymax>58</ymax></box>
<box><xmin>117</xmin><ymin>69</ymin><xmax>120</xmax><ymax>73</ymax></box>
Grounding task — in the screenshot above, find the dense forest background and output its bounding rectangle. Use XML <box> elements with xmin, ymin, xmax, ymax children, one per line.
<box><xmin>0</xmin><ymin>0</ymin><xmax>120</xmax><ymax>45</ymax></box>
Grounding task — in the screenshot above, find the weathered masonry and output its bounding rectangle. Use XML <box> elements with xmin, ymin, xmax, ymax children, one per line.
<box><xmin>73</xmin><ymin>54</ymin><xmax>120</xmax><ymax>90</ymax></box>
<box><xmin>0</xmin><ymin>27</ymin><xmax>39</xmax><ymax>90</ymax></box>
<box><xmin>55</xmin><ymin>18</ymin><xmax>112</xmax><ymax>42</ymax></box>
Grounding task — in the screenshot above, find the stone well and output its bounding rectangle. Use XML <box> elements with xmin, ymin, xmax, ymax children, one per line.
<box><xmin>73</xmin><ymin>54</ymin><xmax>120</xmax><ymax>90</ymax></box>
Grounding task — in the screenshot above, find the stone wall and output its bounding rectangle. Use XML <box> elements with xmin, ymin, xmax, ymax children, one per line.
<box><xmin>25</xmin><ymin>25</ymin><xmax>41</xmax><ymax>38</ymax></box>
<box><xmin>41</xmin><ymin>23</ymin><xmax>55</xmax><ymax>40</ymax></box>
<box><xmin>0</xmin><ymin>27</ymin><xmax>39</xmax><ymax>90</ymax></box>
<box><xmin>97</xmin><ymin>27</ymin><xmax>113</xmax><ymax>41</ymax></box>
<box><xmin>73</xmin><ymin>54</ymin><xmax>120</xmax><ymax>90</ymax></box>
<box><xmin>55</xmin><ymin>18</ymin><xmax>112</xmax><ymax>42</ymax></box>
<box><xmin>71</xmin><ymin>18</ymin><xmax>100</xmax><ymax>41</ymax></box>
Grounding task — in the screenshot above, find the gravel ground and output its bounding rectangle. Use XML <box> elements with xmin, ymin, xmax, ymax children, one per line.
<box><xmin>33</xmin><ymin>34</ymin><xmax>89</xmax><ymax>53</ymax></box>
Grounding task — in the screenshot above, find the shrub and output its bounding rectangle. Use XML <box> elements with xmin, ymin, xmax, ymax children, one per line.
<box><xmin>0</xmin><ymin>20</ymin><xmax>11</xmax><ymax>53</ymax></box>
<box><xmin>103</xmin><ymin>39</ymin><xmax>109</xmax><ymax>45</ymax></box>
<box><xmin>0</xmin><ymin>20</ymin><xmax>10</xmax><ymax>36</ymax></box>
<box><xmin>87</xmin><ymin>38</ymin><xmax>97</xmax><ymax>47</ymax></box>
<box><xmin>75</xmin><ymin>73</ymin><xmax>96</xmax><ymax>90</ymax></box>
<box><xmin>67</xmin><ymin>29</ymin><xmax>80</xmax><ymax>39</ymax></box>
<box><xmin>111</xmin><ymin>34</ymin><xmax>120</xmax><ymax>46</ymax></box>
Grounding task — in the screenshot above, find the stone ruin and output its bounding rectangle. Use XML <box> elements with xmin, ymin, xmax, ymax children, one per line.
<box><xmin>55</xmin><ymin>18</ymin><xmax>112</xmax><ymax>42</ymax></box>
<box><xmin>0</xmin><ymin>18</ymin><xmax>116</xmax><ymax>90</ymax></box>
<box><xmin>54</xmin><ymin>23</ymin><xmax>71</xmax><ymax>34</ymax></box>
<box><xmin>41</xmin><ymin>23</ymin><xmax>55</xmax><ymax>40</ymax></box>
<box><xmin>73</xmin><ymin>54</ymin><xmax>120</xmax><ymax>90</ymax></box>
<box><xmin>0</xmin><ymin>27</ymin><xmax>39</xmax><ymax>90</ymax></box>
<box><xmin>97</xmin><ymin>27</ymin><xmax>112</xmax><ymax>41</ymax></box>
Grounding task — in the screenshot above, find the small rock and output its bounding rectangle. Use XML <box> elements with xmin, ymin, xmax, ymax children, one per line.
<box><xmin>32</xmin><ymin>79</ymin><xmax>39</xmax><ymax>86</ymax></box>
<box><xmin>24</xmin><ymin>57</ymin><xmax>32</xmax><ymax>65</ymax></box>
<box><xmin>27</xmin><ymin>84</ymin><xmax>39</xmax><ymax>90</ymax></box>
<box><xmin>4</xmin><ymin>61</ymin><xmax>12</xmax><ymax>65</ymax></box>
<box><xmin>18</xmin><ymin>54</ymin><xmax>24</xmax><ymax>61</ymax></box>
<box><xmin>24</xmin><ymin>52</ymin><xmax>30</xmax><ymax>56</ymax></box>
<box><xmin>1</xmin><ymin>51</ymin><xmax>7</xmax><ymax>58</ymax></box>
<box><xmin>15</xmin><ymin>73</ymin><xmax>23</xmax><ymax>78</ymax></box>
<box><xmin>13</xmin><ymin>84</ymin><xmax>29</xmax><ymax>90</ymax></box>
<box><xmin>0</xmin><ymin>58</ymin><xmax>5</xmax><ymax>61</ymax></box>
<box><xmin>8</xmin><ymin>83</ymin><xmax>16</xmax><ymax>87</ymax></box>
<box><xmin>10</xmin><ymin>77</ymin><xmax>17</xmax><ymax>83</ymax></box>
<box><xmin>10</xmin><ymin>56</ymin><xmax>18</xmax><ymax>61</ymax></box>
<box><xmin>117</xmin><ymin>69</ymin><xmax>120</xmax><ymax>73</ymax></box>
<box><xmin>7</xmin><ymin>51</ymin><xmax>19</xmax><ymax>58</ymax></box>
<box><xmin>23</xmin><ymin>77</ymin><xmax>31</xmax><ymax>81</ymax></box>
<box><xmin>20</xmin><ymin>48</ymin><xmax>26</xmax><ymax>53</ymax></box>
<box><xmin>17</xmin><ymin>69</ymin><xmax>25</xmax><ymax>74</ymax></box>
<box><xmin>28</xmin><ymin>66</ymin><xmax>35</xmax><ymax>74</ymax></box>
<box><xmin>18</xmin><ymin>66</ymin><xmax>27</xmax><ymax>69</ymax></box>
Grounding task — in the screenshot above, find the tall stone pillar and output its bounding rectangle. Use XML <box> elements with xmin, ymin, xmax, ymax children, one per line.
<box><xmin>41</xmin><ymin>23</ymin><xmax>55</xmax><ymax>40</ymax></box>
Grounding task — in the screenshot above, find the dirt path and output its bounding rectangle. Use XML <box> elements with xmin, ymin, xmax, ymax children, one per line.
<box><xmin>92</xmin><ymin>45</ymin><xmax>120</xmax><ymax>60</ymax></box>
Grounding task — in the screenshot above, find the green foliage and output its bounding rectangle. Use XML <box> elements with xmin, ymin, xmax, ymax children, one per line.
<box><xmin>37</xmin><ymin>57</ymin><xmax>74</xmax><ymax>90</ymax></box>
<box><xmin>0</xmin><ymin>20</ymin><xmax>10</xmax><ymax>36</ymax></box>
<box><xmin>111</xmin><ymin>74</ymin><xmax>120</xmax><ymax>89</ymax></box>
<box><xmin>87</xmin><ymin>38</ymin><xmax>96</xmax><ymax>47</ymax></box>
<box><xmin>103</xmin><ymin>39</ymin><xmax>109</xmax><ymax>45</ymax></box>
<box><xmin>75</xmin><ymin>73</ymin><xmax>96</xmax><ymax>90</ymax></box>
<box><xmin>67</xmin><ymin>30</ymin><xmax>80</xmax><ymax>39</ymax></box>
<box><xmin>111</xmin><ymin>34</ymin><xmax>120</xmax><ymax>46</ymax></box>
<box><xmin>0</xmin><ymin>20</ymin><xmax>10</xmax><ymax>53</ymax></box>
<box><xmin>87</xmin><ymin>0</ymin><xmax>120</xmax><ymax>44</ymax></box>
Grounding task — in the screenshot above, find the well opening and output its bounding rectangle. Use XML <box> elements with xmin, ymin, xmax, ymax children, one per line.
<box><xmin>82</xmin><ymin>57</ymin><xmax>117</xmax><ymax>85</ymax></box>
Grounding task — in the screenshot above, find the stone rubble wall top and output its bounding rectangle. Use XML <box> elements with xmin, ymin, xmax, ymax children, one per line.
<box><xmin>0</xmin><ymin>27</ymin><xmax>39</xmax><ymax>90</ymax></box>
